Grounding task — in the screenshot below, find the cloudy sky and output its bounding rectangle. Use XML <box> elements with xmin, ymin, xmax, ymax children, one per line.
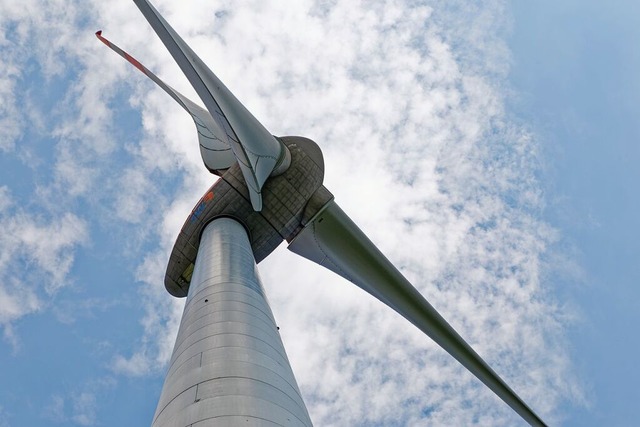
<box><xmin>0</xmin><ymin>0</ymin><xmax>637</xmax><ymax>426</ymax></box>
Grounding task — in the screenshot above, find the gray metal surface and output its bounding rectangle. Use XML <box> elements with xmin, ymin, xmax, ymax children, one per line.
<box><xmin>288</xmin><ymin>200</ymin><xmax>547</xmax><ymax>427</ymax></box>
<box><xmin>164</xmin><ymin>136</ymin><xmax>330</xmax><ymax>297</ymax></box>
<box><xmin>153</xmin><ymin>218</ymin><xmax>313</xmax><ymax>427</ymax></box>
<box><xmin>133</xmin><ymin>0</ymin><xmax>290</xmax><ymax>211</ymax></box>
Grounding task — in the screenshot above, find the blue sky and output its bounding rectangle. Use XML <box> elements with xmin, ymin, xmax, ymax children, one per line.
<box><xmin>0</xmin><ymin>0</ymin><xmax>637</xmax><ymax>426</ymax></box>
<box><xmin>509</xmin><ymin>1</ymin><xmax>640</xmax><ymax>425</ymax></box>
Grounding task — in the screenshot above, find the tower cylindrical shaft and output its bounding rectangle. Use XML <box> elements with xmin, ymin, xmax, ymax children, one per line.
<box><xmin>152</xmin><ymin>218</ymin><xmax>312</xmax><ymax>427</ymax></box>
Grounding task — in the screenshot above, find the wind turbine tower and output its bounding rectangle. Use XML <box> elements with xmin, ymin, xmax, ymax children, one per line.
<box><xmin>98</xmin><ymin>1</ymin><xmax>548</xmax><ymax>426</ymax></box>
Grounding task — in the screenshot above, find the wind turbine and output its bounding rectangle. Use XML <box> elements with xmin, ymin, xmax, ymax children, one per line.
<box><xmin>98</xmin><ymin>1</ymin><xmax>547</xmax><ymax>425</ymax></box>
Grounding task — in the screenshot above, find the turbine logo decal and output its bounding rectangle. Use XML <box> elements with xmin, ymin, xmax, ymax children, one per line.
<box><xmin>190</xmin><ymin>191</ymin><xmax>214</xmax><ymax>222</ymax></box>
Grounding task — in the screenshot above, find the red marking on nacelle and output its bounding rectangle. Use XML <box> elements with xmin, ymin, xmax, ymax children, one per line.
<box><xmin>204</xmin><ymin>192</ymin><xmax>214</xmax><ymax>202</ymax></box>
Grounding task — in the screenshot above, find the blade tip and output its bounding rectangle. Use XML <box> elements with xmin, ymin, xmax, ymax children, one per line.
<box><xmin>95</xmin><ymin>30</ymin><xmax>109</xmax><ymax>46</ymax></box>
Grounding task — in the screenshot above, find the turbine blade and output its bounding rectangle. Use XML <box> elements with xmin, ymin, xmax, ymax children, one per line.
<box><xmin>132</xmin><ymin>0</ymin><xmax>290</xmax><ymax>211</ymax></box>
<box><xmin>96</xmin><ymin>30</ymin><xmax>235</xmax><ymax>172</ymax></box>
<box><xmin>288</xmin><ymin>200</ymin><xmax>547</xmax><ymax>427</ymax></box>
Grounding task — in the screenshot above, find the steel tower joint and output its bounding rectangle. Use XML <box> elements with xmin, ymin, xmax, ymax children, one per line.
<box><xmin>165</xmin><ymin>136</ymin><xmax>333</xmax><ymax>297</ymax></box>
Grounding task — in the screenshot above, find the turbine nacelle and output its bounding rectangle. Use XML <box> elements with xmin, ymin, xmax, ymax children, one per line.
<box><xmin>165</xmin><ymin>135</ymin><xmax>330</xmax><ymax>297</ymax></box>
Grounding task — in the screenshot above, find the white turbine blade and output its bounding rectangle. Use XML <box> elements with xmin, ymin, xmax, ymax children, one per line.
<box><xmin>96</xmin><ymin>30</ymin><xmax>235</xmax><ymax>172</ymax></box>
<box><xmin>132</xmin><ymin>0</ymin><xmax>290</xmax><ymax>211</ymax></box>
<box><xmin>288</xmin><ymin>200</ymin><xmax>547</xmax><ymax>427</ymax></box>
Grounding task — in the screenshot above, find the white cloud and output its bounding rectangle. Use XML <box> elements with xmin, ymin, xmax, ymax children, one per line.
<box><xmin>0</xmin><ymin>187</ymin><xmax>88</xmax><ymax>344</ymax></box>
<box><xmin>0</xmin><ymin>1</ymin><xmax>102</xmax><ymax>152</ymax></box>
<box><xmin>43</xmin><ymin>391</ymin><xmax>98</xmax><ymax>426</ymax></box>
<box><xmin>0</xmin><ymin>285</ymin><xmax>40</xmax><ymax>328</ymax></box>
<box><xmin>71</xmin><ymin>392</ymin><xmax>97</xmax><ymax>426</ymax></box>
<box><xmin>0</xmin><ymin>62</ymin><xmax>21</xmax><ymax>152</ymax></box>
<box><xmin>43</xmin><ymin>378</ymin><xmax>115</xmax><ymax>427</ymax></box>
<box><xmin>0</xmin><ymin>0</ymin><xmax>583</xmax><ymax>425</ymax></box>
<box><xmin>43</xmin><ymin>395</ymin><xmax>66</xmax><ymax>423</ymax></box>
